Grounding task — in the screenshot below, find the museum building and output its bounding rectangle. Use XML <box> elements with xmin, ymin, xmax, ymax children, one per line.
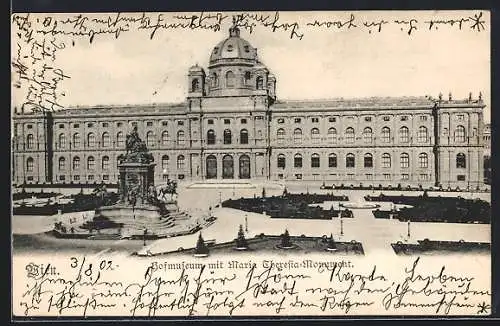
<box><xmin>12</xmin><ymin>24</ymin><xmax>487</xmax><ymax>189</ymax></box>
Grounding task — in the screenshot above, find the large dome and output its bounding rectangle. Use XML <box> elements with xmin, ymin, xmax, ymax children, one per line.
<box><xmin>209</xmin><ymin>26</ymin><xmax>257</xmax><ymax>65</ymax></box>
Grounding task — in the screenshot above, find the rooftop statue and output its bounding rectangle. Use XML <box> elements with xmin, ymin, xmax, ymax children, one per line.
<box><xmin>117</xmin><ymin>126</ymin><xmax>154</xmax><ymax>164</ymax></box>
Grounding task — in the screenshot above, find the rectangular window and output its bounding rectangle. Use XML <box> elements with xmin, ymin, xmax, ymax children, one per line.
<box><xmin>102</xmin><ymin>122</ymin><xmax>109</xmax><ymax>127</ymax></box>
<box><xmin>328</xmin><ymin>156</ymin><xmax>337</xmax><ymax>168</ymax></box>
<box><xmin>163</xmin><ymin>174</ymin><xmax>169</xmax><ymax>181</ymax></box>
<box><xmin>59</xmin><ymin>175</ymin><xmax>66</xmax><ymax>181</ymax></box>
<box><xmin>224</xmin><ymin>119</ymin><xmax>230</xmax><ymax>124</ymax></box>
<box><xmin>162</xmin><ymin>121</ymin><xmax>168</xmax><ymax>126</ymax></box>
<box><xmin>277</xmin><ymin>118</ymin><xmax>285</xmax><ymax>124</ymax></box>
<box><xmin>401</xmin><ymin>174</ymin><xmax>409</xmax><ymax>180</ymax></box>
<box><xmin>103</xmin><ymin>175</ymin><xmax>109</xmax><ymax>181</ymax></box>
<box><xmin>366</xmin><ymin>174</ymin><xmax>373</xmax><ymax>180</ymax></box>
<box><xmin>347</xmin><ymin>174</ymin><xmax>355</xmax><ymax>180</ymax></box>
<box><xmin>457</xmin><ymin>175</ymin><xmax>466</xmax><ymax>181</ymax></box>
<box><xmin>178</xmin><ymin>174</ymin><xmax>185</xmax><ymax>179</ymax></box>
<box><xmin>419</xmin><ymin>174</ymin><xmax>429</xmax><ymax>181</ymax></box>
<box><xmin>420</xmin><ymin>116</ymin><xmax>427</xmax><ymax>121</ymax></box>
<box><xmin>88</xmin><ymin>175</ymin><xmax>94</xmax><ymax>181</ymax></box>
<box><xmin>295</xmin><ymin>174</ymin><xmax>302</xmax><ymax>180</ymax></box>
<box><xmin>59</xmin><ymin>124</ymin><xmax>65</xmax><ymax>129</ymax></box>
<box><xmin>400</xmin><ymin>116</ymin><xmax>408</xmax><ymax>121</ymax></box>
<box><xmin>364</xmin><ymin>117</ymin><xmax>372</xmax><ymax>122</ymax></box>
<box><xmin>146</xmin><ymin>122</ymin><xmax>153</xmax><ymax>127</ymax></box>
<box><xmin>383</xmin><ymin>173</ymin><xmax>391</xmax><ymax>180</ymax></box>
<box><xmin>207</xmin><ymin>119</ymin><xmax>214</xmax><ymax>125</ymax></box>
<box><xmin>117</xmin><ymin>122</ymin><xmax>123</xmax><ymax>127</ymax></box>
<box><xmin>294</xmin><ymin>118</ymin><xmax>301</xmax><ymax>123</ymax></box>
<box><xmin>73</xmin><ymin>123</ymin><xmax>80</xmax><ymax>128</ymax></box>
<box><xmin>256</xmin><ymin>116</ymin><xmax>264</xmax><ymax>120</ymax></box>
<box><xmin>73</xmin><ymin>175</ymin><xmax>80</xmax><ymax>181</ymax></box>
<box><xmin>177</xmin><ymin>121</ymin><xmax>184</xmax><ymax>126</ymax></box>
<box><xmin>241</xmin><ymin>118</ymin><xmax>247</xmax><ymax>124</ymax></box>
<box><xmin>329</xmin><ymin>117</ymin><xmax>336</xmax><ymax>122</ymax></box>
<box><xmin>87</xmin><ymin>123</ymin><xmax>94</xmax><ymax>127</ymax></box>
<box><xmin>278</xmin><ymin>173</ymin><xmax>284</xmax><ymax>179</ymax></box>
<box><xmin>27</xmin><ymin>176</ymin><xmax>34</xmax><ymax>181</ymax></box>
<box><xmin>131</xmin><ymin>122</ymin><xmax>137</xmax><ymax>127</ymax></box>
<box><xmin>383</xmin><ymin>116</ymin><xmax>390</xmax><ymax>121</ymax></box>
<box><xmin>311</xmin><ymin>117</ymin><xmax>319</xmax><ymax>123</ymax></box>
<box><xmin>27</xmin><ymin>124</ymin><xmax>33</xmax><ymax>129</ymax></box>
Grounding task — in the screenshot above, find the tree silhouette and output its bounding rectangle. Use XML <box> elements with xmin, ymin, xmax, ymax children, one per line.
<box><xmin>280</xmin><ymin>229</ymin><xmax>292</xmax><ymax>248</ymax></box>
<box><xmin>194</xmin><ymin>233</ymin><xmax>209</xmax><ymax>255</ymax></box>
<box><xmin>327</xmin><ymin>233</ymin><xmax>337</xmax><ymax>250</ymax></box>
<box><xmin>235</xmin><ymin>224</ymin><xmax>248</xmax><ymax>249</ymax></box>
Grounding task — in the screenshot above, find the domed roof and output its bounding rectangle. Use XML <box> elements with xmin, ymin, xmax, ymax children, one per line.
<box><xmin>189</xmin><ymin>64</ymin><xmax>204</xmax><ymax>72</ymax></box>
<box><xmin>209</xmin><ymin>26</ymin><xmax>257</xmax><ymax>64</ymax></box>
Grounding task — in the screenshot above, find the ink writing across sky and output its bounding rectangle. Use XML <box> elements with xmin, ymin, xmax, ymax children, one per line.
<box><xmin>16</xmin><ymin>256</ymin><xmax>491</xmax><ymax>317</ymax></box>
<box><xmin>11</xmin><ymin>11</ymin><xmax>488</xmax><ymax>113</ymax></box>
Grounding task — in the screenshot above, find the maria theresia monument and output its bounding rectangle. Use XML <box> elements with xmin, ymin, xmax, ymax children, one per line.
<box><xmin>85</xmin><ymin>127</ymin><xmax>179</xmax><ymax>238</ymax></box>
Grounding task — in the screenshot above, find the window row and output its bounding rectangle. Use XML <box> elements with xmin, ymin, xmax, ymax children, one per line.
<box><xmin>275</xmin><ymin>153</ymin><xmax>466</xmax><ymax>169</ymax></box>
<box><xmin>209</xmin><ymin>71</ymin><xmax>264</xmax><ymax>90</ymax></box>
<box><xmin>206</xmin><ymin>129</ymin><xmax>249</xmax><ymax>145</ymax></box>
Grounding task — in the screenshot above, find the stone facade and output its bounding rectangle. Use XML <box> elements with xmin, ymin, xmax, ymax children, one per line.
<box><xmin>12</xmin><ymin>25</ymin><xmax>486</xmax><ymax>189</ymax></box>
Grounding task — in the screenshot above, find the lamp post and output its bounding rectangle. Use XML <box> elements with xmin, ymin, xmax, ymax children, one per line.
<box><xmin>340</xmin><ymin>217</ymin><xmax>344</xmax><ymax>236</ymax></box>
<box><xmin>407</xmin><ymin>220</ymin><xmax>411</xmax><ymax>238</ymax></box>
<box><xmin>245</xmin><ymin>214</ymin><xmax>248</xmax><ymax>233</ymax></box>
<box><xmin>143</xmin><ymin>228</ymin><xmax>148</xmax><ymax>246</ymax></box>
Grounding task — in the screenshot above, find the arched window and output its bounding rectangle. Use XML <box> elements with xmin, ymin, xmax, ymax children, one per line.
<box><xmin>87</xmin><ymin>133</ymin><xmax>96</xmax><ymax>147</ymax></box>
<box><xmin>364</xmin><ymin>153</ymin><xmax>373</xmax><ymax>168</ymax></box>
<box><xmin>311</xmin><ymin>128</ymin><xmax>320</xmax><ymax>143</ymax></box>
<box><xmin>146</xmin><ymin>131</ymin><xmax>155</xmax><ymax>147</ymax></box>
<box><xmin>58</xmin><ymin>157</ymin><xmax>66</xmax><ymax>170</ymax></box>
<box><xmin>211</xmin><ymin>73</ymin><xmax>219</xmax><ymax>88</ymax></box>
<box><xmin>226</xmin><ymin>71</ymin><xmax>235</xmax><ymax>88</ymax></box>
<box><xmin>206</xmin><ymin>155</ymin><xmax>217</xmax><ymax>179</ymax></box>
<box><xmin>382</xmin><ymin>153</ymin><xmax>391</xmax><ymax>168</ymax></box>
<box><xmin>456</xmin><ymin>153</ymin><xmax>466</xmax><ymax>168</ymax></box>
<box><xmin>454</xmin><ymin>125</ymin><xmax>466</xmax><ymax>142</ymax></box>
<box><xmin>177</xmin><ymin>130</ymin><xmax>185</xmax><ymax>146</ymax></box>
<box><xmin>294</xmin><ymin>154</ymin><xmax>302</xmax><ymax>168</ymax></box>
<box><xmin>207</xmin><ymin>130</ymin><xmax>216</xmax><ymax>145</ymax></box>
<box><xmin>244</xmin><ymin>71</ymin><xmax>251</xmax><ymax>85</ymax></box>
<box><xmin>399</xmin><ymin>127</ymin><xmax>409</xmax><ymax>143</ymax></box>
<box><xmin>26</xmin><ymin>157</ymin><xmax>34</xmax><ymax>172</ymax></box>
<box><xmin>58</xmin><ymin>134</ymin><xmax>66</xmax><ymax>149</ymax></box>
<box><xmin>346</xmin><ymin>153</ymin><xmax>355</xmax><ymax>168</ymax></box>
<box><xmin>116</xmin><ymin>132</ymin><xmax>124</xmax><ymax>148</ymax></box>
<box><xmin>256</xmin><ymin>76</ymin><xmax>264</xmax><ymax>89</ymax></box>
<box><xmin>277</xmin><ymin>128</ymin><xmax>285</xmax><ymax>143</ymax></box>
<box><xmin>72</xmin><ymin>156</ymin><xmax>80</xmax><ymax>170</ymax></box>
<box><xmin>87</xmin><ymin>156</ymin><xmax>95</xmax><ymax>170</ymax></box>
<box><xmin>240</xmin><ymin>129</ymin><xmax>248</xmax><ymax>144</ymax></box>
<box><xmin>277</xmin><ymin>154</ymin><xmax>286</xmax><ymax>168</ymax></box>
<box><xmin>161</xmin><ymin>131</ymin><xmax>169</xmax><ymax>145</ymax></box>
<box><xmin>161</xmin><ymin>155</ymin><xmax>169</xmax><ymax>170</ymax></box>
<box><xmin>293</xmin><ymin>128</ymin><xmax>302</xmax><ymax>143</ymax></box>
<box><xmin>363</xmin><ymin>127</ymin><xmax>373</xmax><ymax>143</ymax></box>
<box><xmin>381</xmin><ymin>127</ymin><xmax>391</xmax><ymax>143</ymax></box>
<box><xmin>102</xmin><ymin>132</ymin><xmax>110</xmax><ymax>148</ymax></box>
<box><xmin>345</xmin><ymin>127</ymin><xmax>355</xmax><ymax>143</ymax></box>
<box><xmin>327</xmin><ymin>127</ymin><xmax>337</xmax><ymax>143</ymax></box>
<box><xmin>311</xmin><ymin>153</ymin><xmax>320</xmax><ymax>168</ymax></box>
<box><xmin>101</xmin><ymin>156</ymin><xmax>109</xmax><ymax>170</ymax></box>
<box><xmin>223</xmin><ymin>129</ymin><xmax>232</xmax><ymax>144</ymax></box>
<box><xmin>419</xmin><ymin>153</ymin><xmax>428</xmax><ymax>168</ymax></box>
<box><xmin>328</xmin><ymin>153</ymin><xmax>337</xmax><ymax>168</ymax></box>
<box><xmin>417</xmin><ymin>126</ymin><xmax>428</xmax><ymax>143</ymax></box>
<box><xmin>191</xmin><ymin>78</ymin><xmax>199</xmax><ymax>92</ymax></box>
<box><xmin>26</xmin><ymin>134</ymin><xmax>34</xmax><ymax>149</ymax></box>
<box><xmin>400</xmin><ymin>153</ymin><xmax>409</xmax><ymax>169</ymax></box>
<box><xmin>177</xmin><ymin>155</ymin><xmax>185</xmax><ymax>170</ymax></box>
<box><xmin>73</xmin><ymin>133</ymin><xmax>81</xmax><ymax>148</ymax></box>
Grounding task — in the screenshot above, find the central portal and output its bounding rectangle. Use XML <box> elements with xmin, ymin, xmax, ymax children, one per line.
<box><xmin>223</xmin><ymin>155</ymin><xmax>234</xmax><ymax>179</ymax></box>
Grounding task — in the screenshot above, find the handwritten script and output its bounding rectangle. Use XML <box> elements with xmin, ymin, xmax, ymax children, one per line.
<box><xmin>11</xmin><ymin>11</ymin><xmax>487</xmax><ymax>113</ymax></box>
<box><xmin>14</xmin><ymin>256</ymin><xmax>490</xmax><ymax>317</ymax></box>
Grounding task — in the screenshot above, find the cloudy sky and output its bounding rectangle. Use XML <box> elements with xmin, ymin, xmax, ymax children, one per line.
<box><xmin>11</xmin><ymin>10</ymin><xmax>490</xmax><ymax>121</ymax></box>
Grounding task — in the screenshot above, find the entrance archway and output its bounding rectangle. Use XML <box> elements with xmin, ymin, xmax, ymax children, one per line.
<box><xmin>239</xmin><ymin>155</ymin><xmax>250</xmax><ymax>179</ymax></box>
<box><xmin>206</xmin><ymin>155</ymin><xmax>217</xmax><ymax>179</ymax></box>
<box><xmin>222</xmin><ymin>155</ymin><xmax>234</xmax><ymax>179</ymax></box>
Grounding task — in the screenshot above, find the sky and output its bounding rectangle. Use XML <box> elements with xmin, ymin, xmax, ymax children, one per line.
<box><xmin>11</xmin><ymin>10</ymin><xmax>490</xmax><ymax>121</ymax></box>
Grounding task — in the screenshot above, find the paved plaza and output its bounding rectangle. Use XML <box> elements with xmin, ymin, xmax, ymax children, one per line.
<box><xmin>12</xmin><ymin>182</ymin><xmax>491</xmax><ymax>257</ymax></box>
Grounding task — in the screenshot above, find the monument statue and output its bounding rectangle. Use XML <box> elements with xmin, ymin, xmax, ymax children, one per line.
<box><xmin>117</xmin><ymin>126</ymin><xmax>154</xmax><ymax>165</ymax></box>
